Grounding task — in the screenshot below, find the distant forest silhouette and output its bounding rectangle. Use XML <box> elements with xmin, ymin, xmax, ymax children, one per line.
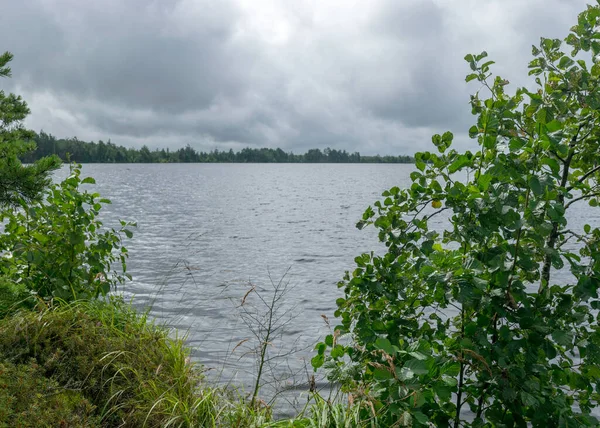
<box><xmin>21</xmin><ymin>132</ymin><xmax>414</xmax><ymax>164</ymax></box>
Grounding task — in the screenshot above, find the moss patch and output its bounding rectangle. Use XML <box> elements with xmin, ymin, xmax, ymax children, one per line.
<box><xmin>0</xmin><ymin>300</ymin><xmax>216</xmax><ymax>427</ymax></box>
<box><xmin>0</xmin><ymin>359</ymin><xmax>99</xmax><ymax>427</ymax></box>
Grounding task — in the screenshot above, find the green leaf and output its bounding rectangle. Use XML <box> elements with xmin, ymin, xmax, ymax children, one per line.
<box><xmin>481</xmin><ymin>60</ymin><xmax>495</xmax><ymax>70</ymax></box>
<box><xmin>373</xmin><ymin>368</ymin><xmax>392</xmax><ymax>381</ymax></box>
<box><xmin>442</xmin><ymin>374</ymin><xmax>458</xmax><ymax>386</ymax></box>
<box><xmin>442</xmin><ymin>131</ymin><xmax>453</xmax><ymax>143</ymax></box>
<box><xmin>521</xmin><ymin>391</ymin><xmax>539</xmax><ymax>407</ymax></box>
<box><xmin>509</xmin><ymin>138</ymin><xmax>526</xmax><ymax>151</ymax></box>
<box><xmin>552</xmin><ymin>330</ymin><xmax>574</xmax><ymax>347</ymax></box>
<box><xmin>466</xmin><ymin>73</ymin><xmax>478</xmax><ymax>82</ymax></box>
<box><xmin>477</xmin><ymin>173</ymin><xmax>493</xmax><ymax>191</ymax></box>
<box><xmin>311</xmin><ymin>354</ymin><xmax>324</xmax><ymax>370</ymax></box>
<box><xmin>409</xmin><ymin>351</ymin><xmax>427</xmax><ymax>360</ymax></box>
<box><xmin>546</xmin><ymin>119</ymin><xmax>563</xmax><ymax>132</ymax></box>
<box><xmin>483</xmin><ymin>135</ymin><xmax>497</xmax><ymax>149</ymax></box>
<box><xmin>529</xmin><ymin>176</ymin><xmax>543</xmax><ymax>196</ymax></box>
<box><xmin>331</xmin><ymin>345</ymin><xmax>345</xmax><ymax>359</ymax></box>
<box><xmin>442</xmin><ymin>362</ymin><xmax>460</xmax><ymax>376</ymax></box>
<box><xmin>413</xmin><ymin>412</ymin><xmax>428</xmax><ymax>424</ymax></box>
<box><xmin>435</xmin><ymin>385</ymin><xmax>452</xmax><ymax>401</ymax></box>
<box><xmin>375</xmin><ymin>337</ymin><xmax>395</xmax><ymax>355</ymax></box>
<box><xmin>396</xmin><ymin>366</ymin><xmax>414</xmax><ymax>381</ymax></box>
<box><xmin>469</xmin><ymin>125</ymin><xmax>479</xmax><ymax>138</ymax></box>
<box><xmin>404</xmin><ymin>359</ymin><xmax>428</xmax><ymax>375</ymax></box>
<box><xmin>81</xmin><ymin>177</ymin><xmax>96</xmax><ymax>184</ymax></box>
<box><xmin>558</xmin><ymin>56</ymin><xmax>575</xmax><ymax>69</ymax></box>
<box><xmin>448</xmin><ymin>155</ymin><xmax>472</xmax><ymax>173</ymax></box>
<box><xmin>542</xmin><ymin>157</ymin><xmax>560</xmax><ymax>175</ymax></box>
<box><xmin>547</xmin><ymin>203</ymin><xmax>565</xmax><ymax>221</ymax></box>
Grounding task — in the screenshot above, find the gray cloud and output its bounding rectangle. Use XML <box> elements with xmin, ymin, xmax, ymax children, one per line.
<box><xmin>0</xmin><ymin>0</ymin><xmax>592</xmax><ymax>155</ymax></box>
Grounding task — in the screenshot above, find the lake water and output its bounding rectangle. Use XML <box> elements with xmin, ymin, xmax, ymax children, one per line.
<box><xmin>53</xmin><ymin>163</ymin><xmax>599</xmax><ymax>415</ymax></box>
<box><xmin>53</xmin><ymin>163</ymin><xmax>416</xmax><ymax>409</ymax></box>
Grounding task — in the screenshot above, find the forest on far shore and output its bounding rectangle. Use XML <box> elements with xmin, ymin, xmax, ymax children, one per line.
<box><xmin>20</xmin><ymin>132</ymin><xmax>414</xmax><ymax>164</ymax></box>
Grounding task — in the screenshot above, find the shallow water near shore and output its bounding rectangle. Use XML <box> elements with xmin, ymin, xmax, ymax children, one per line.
<box><xmin>53</xmin><ymin>162</ymin><xmax>600</xmax><ymax>416</ymax></box>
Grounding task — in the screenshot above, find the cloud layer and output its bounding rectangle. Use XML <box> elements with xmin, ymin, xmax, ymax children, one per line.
<box><xmin>0</xmin><ymin>0</ymin><xmax>591</xmax><ymax>154</ymax></box>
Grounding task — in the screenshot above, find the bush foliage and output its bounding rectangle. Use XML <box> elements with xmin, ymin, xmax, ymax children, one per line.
<box><xmin>314</xmin><ymin>4</ymin><xmax>600</xmax><ymax>427</ymax></box>
<box><xmin>0</xmin><ymin>164</ymin><xmax>135</xmax><ymax>302</ymax></box>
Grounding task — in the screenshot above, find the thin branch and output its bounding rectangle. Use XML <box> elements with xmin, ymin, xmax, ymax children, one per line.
<box><xmin>507</xmin><ymin>186</ymin><xmax>531</xmax><ymax>303</ymax></box>
<box><xmin>576</xmin><ymin>126</ymin><xmax>594</xmax><ymax>143</ymax></box>
<box><xmin>540</xmin><ymin>123</ymin><xmax>584</xmax><ymax>290</ymax></box>
<box><xmin>550</xmin><ymin>150</ymin><xmax>566</xmax><ymax>164</ymax></box>
<box><xmin>565</xmin><ymin>191</ymin><xmax>600</xmax><ymax>209</ymax></box>
<box><xmin>454</xmin><ymin>320</ymin><xmax>466</xmax><ymax>428</ymax></box>
<box><xmin>567</xmin><ymin>163</ymin><xmax>600</xmax><ymax>191</ymax></box>
<box><xmin>424</xmin><ymin>206</ymin><xmax>450</xmax><ymax>222</ymax></box>
<box><xmin>562</xmin><ymin>229</ymin><xmax>589</xmax><ymax>242</ymax></box>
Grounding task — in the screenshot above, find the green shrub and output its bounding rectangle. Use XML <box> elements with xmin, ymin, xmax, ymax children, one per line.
<box><xmin>0</xmin><ymin>164</ymin><xmax>135</xmax><ymax>302</ymax></box>
<box><xmin>0</xmin><ymin>300</ymin><xmax>217</xmax><ymax>427</ymax></box>
<box><xmin>314</xmin><ymin>4</ymin><xmax>600</xmax><ymax>427</ymax></box>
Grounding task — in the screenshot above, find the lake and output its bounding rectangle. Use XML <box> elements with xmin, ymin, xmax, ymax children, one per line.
<box><xmin>52</xmin><ymin>163</ymin><xmax>416</xmax><ymax>408</ymax></box>
<box><xmin>53</xmin><ymin>163</ymin><xmax>599</xmax><ymax>414</ymax></box>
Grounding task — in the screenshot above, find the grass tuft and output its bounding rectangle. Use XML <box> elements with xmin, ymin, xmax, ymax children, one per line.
<box><xmin>0</xmin><ymin>298</ymin><xmax>218</xmax><ymax>426</ymax></box>
<box><xmin>0</xmin><ymin>294</ymin><xmax>376</xmax><ymax>426</ymax></box>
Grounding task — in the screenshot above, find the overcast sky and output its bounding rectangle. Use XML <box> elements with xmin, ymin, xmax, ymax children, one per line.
<box><xmin>0</xmin><ymin>0</ymin><xmax>592</xmax><ymax>155</ymax></box>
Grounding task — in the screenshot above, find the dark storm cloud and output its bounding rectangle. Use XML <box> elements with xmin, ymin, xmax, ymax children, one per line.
<box><xmin>0</xmin><ymin>0</ymin><xmax>592</xmax><ymax>155</ymax></box>
<box><xmin>360</xmin><ymin>2</ymin><xmax>463</xmax><ymax>128</ymax></box>
<box><xmin>9</xmin><ymin>0</ymin><xmax>251</xmax><ymax>112</ymax></box>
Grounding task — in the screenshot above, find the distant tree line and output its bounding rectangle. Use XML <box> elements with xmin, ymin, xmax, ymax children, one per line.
<box><xmin>19</xmin><ymin>132</ymin><xmax>414</xmax><ymax>164</ymax></box>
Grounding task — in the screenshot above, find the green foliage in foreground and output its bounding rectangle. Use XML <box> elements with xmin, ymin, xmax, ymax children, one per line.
<box><xmin>0</xmin><ymin>164</ymin><xmax>135</xmax><ymax>302</ymax></box>
<box><xmin>267</xmin><ymin>395</ymin><xmax>378</xmax><ymax>428</ymax></box>
<box><xmin>314</xmin><ymin>4</ymin><xmax>600</xmax><ymax>427</ymax></box>
<box><xmin>0</xmin><ymin>51</ymin><xmax>61</xmax><ymax>207</ymax></box>
<box><xmin>0</xmin><ymin>299</ymin><xmax>370</xmax><ymax>427</ymax></box>
<box><xmin>0</xmin><ymin>300</ymin><xmax>219</xmax><ymax>427</ymax></box>
<box><xmin>21</xmin><ymin>132</ymin><xmax>414</xmax><ymax>164</ymax></box>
